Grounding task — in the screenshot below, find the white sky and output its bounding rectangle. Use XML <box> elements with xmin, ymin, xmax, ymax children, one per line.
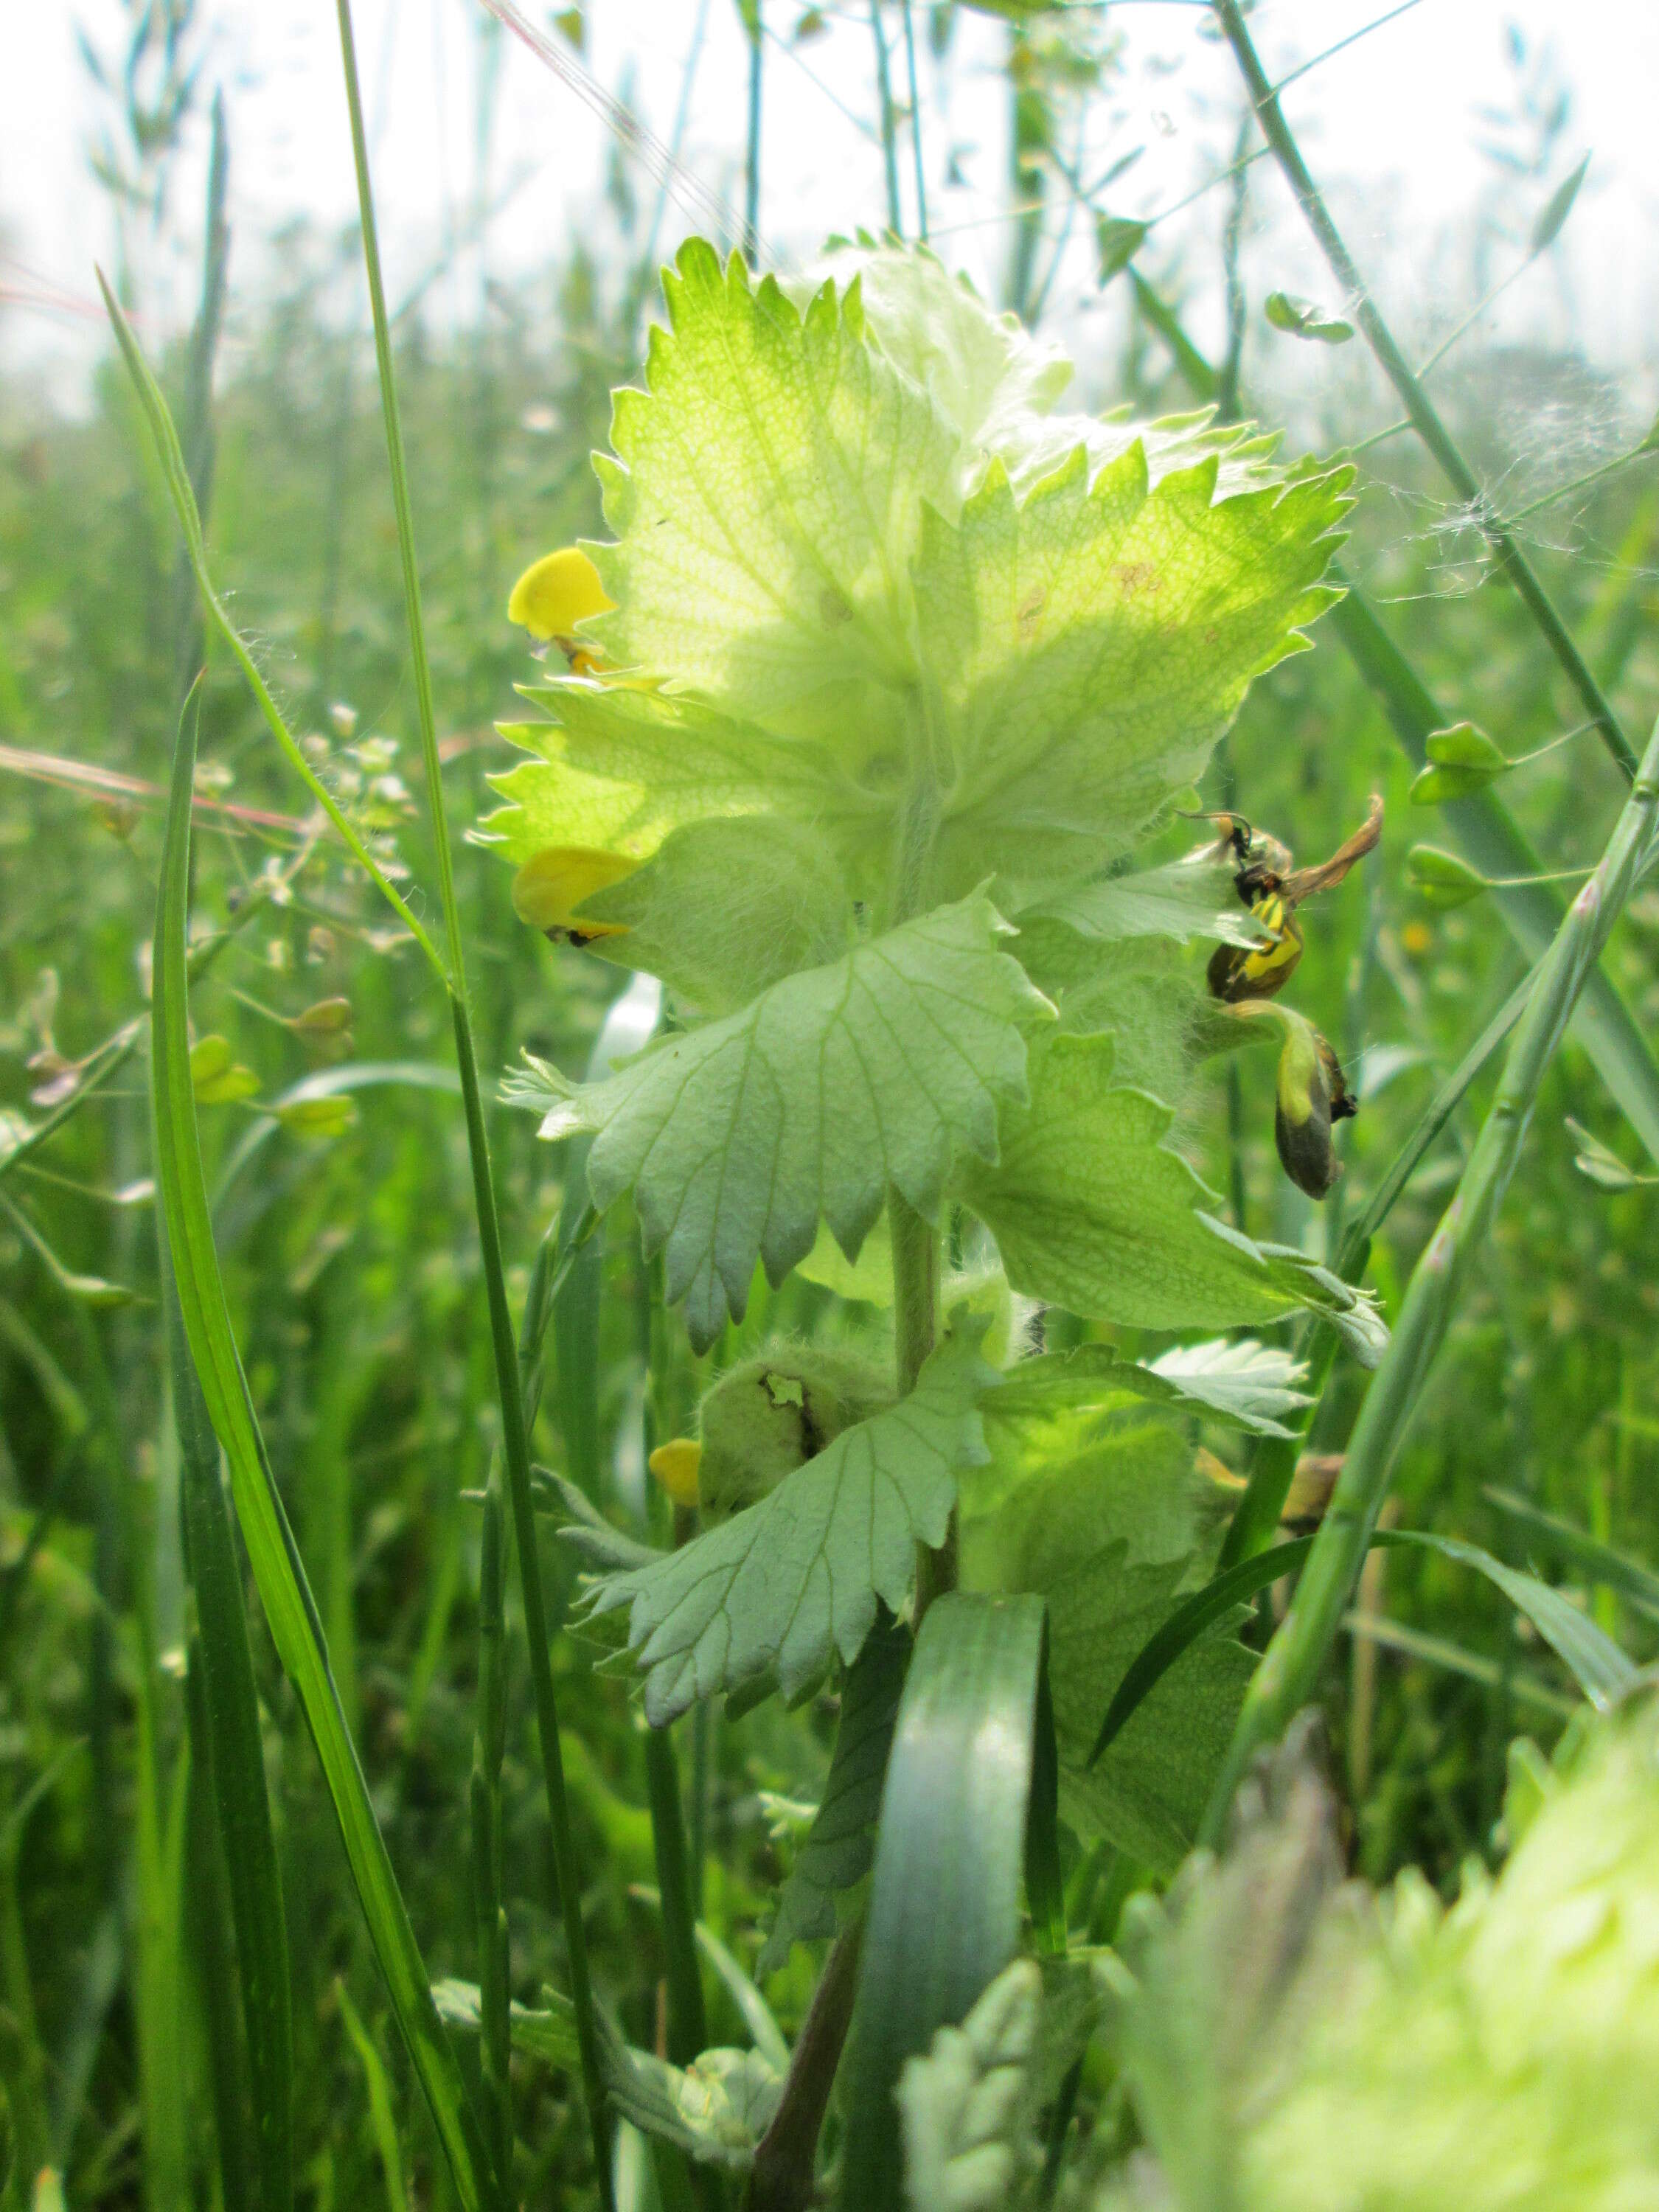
<box><xmin>2</xmin><ymin>0</ymin><xmax>1658</xmax><ymax>425</ymax></box>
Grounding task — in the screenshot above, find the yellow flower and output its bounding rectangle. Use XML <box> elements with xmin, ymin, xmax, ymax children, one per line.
<box><xmin>510</xmin><ymin>846</ymin><xmax>636</xmax><ymax>943</ymax></box>
<box><xmin>507</xmin><ymin>546</ymin><xmax>613</xmax><ymax>672</ymax></box>
<box><xmin>649</xmin><ymin>1438</ymin><xmax>703</xmax><ymax>1509</ymax></box>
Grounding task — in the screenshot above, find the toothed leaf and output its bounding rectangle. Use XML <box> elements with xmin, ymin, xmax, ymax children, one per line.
<box><xmin>540</xmin><ymin>894</ymin><xmax>1048</xmax><ymax>1348</ymax></box>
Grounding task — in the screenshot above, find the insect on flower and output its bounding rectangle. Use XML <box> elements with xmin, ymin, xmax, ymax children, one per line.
<box><xmin>1199</xmin><ymin>793</ymin><xmax>1384</xmax><ymax>1005</ymax></box>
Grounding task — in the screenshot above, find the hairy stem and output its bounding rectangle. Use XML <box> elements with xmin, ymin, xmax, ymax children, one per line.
<box><xmin>1211</xmin><ymin>0</ymin><xmax>1638</xmax><ymax>783</ymax></box>
<box><xmin>748</xmin><ymin>1913</ymin><xmax>866</xmax><ymax>2212</ymax></box>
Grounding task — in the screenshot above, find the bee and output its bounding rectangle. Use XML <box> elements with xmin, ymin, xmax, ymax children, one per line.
<box><xmin>1197</xmin><ymin>794</ymin><xmax>1384</xmax><ymax>1005</ymax></box>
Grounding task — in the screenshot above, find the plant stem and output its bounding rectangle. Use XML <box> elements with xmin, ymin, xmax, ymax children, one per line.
<box><xmin>748</xmin><ymin>1913</ymin><xmax>866</xmax><ymax>2212</ymax></box>
<box><xmin>331</xmin><ymin>1</ymin><xmax>613</xmax><ymax>2197</ymax></box>
<box><xmin>1203</xmin><ymin>710</ymin><xmax>1659</xmax><ymax>1841</ymax></box>
<box><xmin>1498</xmin><ymin>441</ymin><xmax>1659</xmax><ymax>531</ymax></box>
<box><xmin>643</xmin><ymin>1729</ymin><xmax>706</xmax><ymax>2066</ymax></box>
<box><xmin>470</xmin><ymin>1468</ymin><xmax>514</xmax><ymax>2197</ymax></box>
<box><xmin>900</xmin><ymin>0</ymin><xmax>928</xmax><ymax>240</ymax></box>
<box><xmin>1210</xmin><ymin>0</ymin><xmax>1638</xmax><ymax>783</ymax></box>
<box><xmin>744</xmin><ymin>4</ymin><xmax>764</xmax><ymax>269</ymax></box>
<box><xmin>636</xmin><ymin>1241</ymin><xmax>706</xmax><ymax>2073</ymax></box>
<box><xmin>891</xmin><ymin>1192</ymin><xmax>950</xmax><ymax>1621</ymax></box>
<box><xmin>869</xmin><ymin>0</ymin><xmax>904</xmax><ymax>237</ymax></box>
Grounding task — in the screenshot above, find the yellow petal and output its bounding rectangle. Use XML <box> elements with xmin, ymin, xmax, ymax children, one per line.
<box><xmin>649</xmin><ymin>1438</ymin><xmax>703</xmax><ymax>1509</ymax></box>
<box><xmin>510</xmin><ymin>846</ymin><xmax>636</xmax><ymax>941</ymax></box>
<box><xmin>507</xmin><ymin>546</ymin><xmax>614</xmax><ymax>644</ymax></box>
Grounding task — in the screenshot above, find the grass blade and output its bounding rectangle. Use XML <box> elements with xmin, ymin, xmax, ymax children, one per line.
<box><xmin>167</xmin><ymin>1261</ymin><xmax>293</xmax><ymax>2212</ymax></box>
<box><xmin>841</xmin><ymin>1593</ymin><xmax>1054</xmax><ymax>2212</ymax></box>
<box><xmin>97</xmin><ymin>277</ymin><xmax>447</xmax><ymax>986</ymax></box>
<box><xmin>1484</xmin><ymin>1486</ymin><xmax>1659</xmax><ymax>1622</ymax></box>
<box><xmin>337</xmin><ymin>1983</ymin><xmax>412</xmax><ymax>2212</ymax></box>
<box><xmin>1091</xmin><ymin>1529</ymin><xmax>1633</xmax><ymax>1767</ymax></box>
<box><xmin>150</xmin><ymin>690</ymin><xmax>502</xmax><ymax>2212</ymax></box>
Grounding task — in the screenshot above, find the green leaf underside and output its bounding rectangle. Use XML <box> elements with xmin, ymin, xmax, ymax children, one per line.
<box><xmin>600</xmin><ymin>2028</ymin><xmax>782</xmax><ymax>2169</ymax></box>
<box><xmin>538</xmin><ymin>894</ymin><xmax>1048</xmax><ymax>1349</ymax></box>
<box><xmin>758</xmin><ymin>1610</ymin><xmax>908</xmax><ymax>1975</ymax></box>
<box><xmin>985</xmin><ymin>1340</ymin><xmax>1309</xmax><ymax>1441</ymax></box>
<box><xmin>573</xmin><ymin>815</ymin><xmax>856</xmax><ymax>1017</ymax></box>
<box><xmin>897</xmin><ymin>1953</ymin><xmax>1106</xmax><ymax>2212</ymax></box>
<box><xmin>434</xmin><ymin>1978</ymin><xmax>581</xmax><ymax>2074</ymax></box>
<box><xmin>582</xmin><ymin>1330</ymin><xmax>996</xmax><ymax>1722</ymax></box>
<box><xmin>964</xmin><ymin>1405</ymin><xmax>1248</xmax><ymax>1871</ymax></box>
<box><xmin>954</xmin><ymin>1032</ymin><xmax>1386</xmax><ymax>1353</ymax></box>
<box><xmin>480</xmin><ymin>680</ymin><xmax>868</xmax><ymax>868</ymax></box>
<box><xmin>1019</xmin><ymin>851</ymin><xmax>1266</xmax><ymax>948</ymax></box>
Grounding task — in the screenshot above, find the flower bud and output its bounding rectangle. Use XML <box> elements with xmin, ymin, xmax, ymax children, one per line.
<box><xmin>1273</xmin><ymin>1016</ymin><xmax>1354</xmax><ymax>1200</ymax></box>
<box><xmin>697</xmin><ymin>1346</ymin><xmax>895</xmax><ymax>1523</ymax></box>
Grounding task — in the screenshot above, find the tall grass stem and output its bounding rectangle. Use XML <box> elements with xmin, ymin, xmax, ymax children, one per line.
<box><xmin>1204</xmin><ymin>710</ymin><xmax>1659</xmax><ymax>1838</ymax></box>
<box><xmin>330</xmin><ymin>0</ymin><xmax>615</xmax><ymax>2195</ymax></box>
<box><xmin>1211</xmin><ymin>0</ymin><xmax>1639</xmax><ymax>783</ymax></box>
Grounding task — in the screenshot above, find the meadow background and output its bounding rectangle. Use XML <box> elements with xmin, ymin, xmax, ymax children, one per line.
<box><xmin>2</xmin><ymin>1</ymin><xmax>1658</xmax><ymax>2204</ymax></box>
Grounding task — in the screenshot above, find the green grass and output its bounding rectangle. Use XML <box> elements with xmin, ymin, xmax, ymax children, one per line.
<box><xmin>3</xmin><ymin>10</ymin><xmax>1659</xmax><ymax>2206</ymax></box>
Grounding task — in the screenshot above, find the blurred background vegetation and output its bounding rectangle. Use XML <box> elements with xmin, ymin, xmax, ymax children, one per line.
<box><xmin>2</xmin><ymin>1</ymin><xmax>1657</xmax><ymax>2204</ymax></box>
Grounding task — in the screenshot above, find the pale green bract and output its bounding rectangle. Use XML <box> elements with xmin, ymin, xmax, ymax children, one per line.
<box><xmin>580</xmin><ymin>1329</ymin><xmax>997</xmax><ymax>1723</ymax></box>
<box><xmin>479</xmin><ymin>238</ymin><xmax>1351</xmax><ymax>912</ymax></box>
<box><xmin>521</xmin><ymin>892</ymin><xmax>1048</xmax><ymax>1349</ymax></box>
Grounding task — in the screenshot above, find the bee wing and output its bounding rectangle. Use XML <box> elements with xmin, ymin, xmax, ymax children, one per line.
<box><xmin>1280</xmin><ymin>793</ymin><xmax>1383</xmax><ymax>906</ymax></box>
